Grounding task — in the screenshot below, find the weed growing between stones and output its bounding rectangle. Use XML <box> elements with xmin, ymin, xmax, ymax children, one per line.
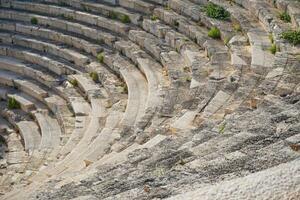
<box><xmin>7</xmin><ymin>97</ymin><xmax>21</xmax><ymax>110</ymax></box>
<box><xmin>205</xmin><ymin>3</ymin><xmax>230</xmax><ymax>20</ymax></box>
<box><xmin>90</xmin><ymin>72</ymin><xmax>99</xmax><ymax>83</ymax></box>
<box><xmin>97</xmin><ymin>52</ymin><xmax>104</xmax><ymax>63</ymax></box>
<box><xmin>31</xmin><ymin>17</ymin><xmax>38</xmax><ymax>25</ymax></box>
<box><xmin>281</xmin><ymin>30</ymin><xmax>300</xmax><ymax>45</ymax></box>
<box><xmin>279</xmin><ymin>12</ymin><xmax>291</xmax><ymax>22</ymax></box>
<box><xmin>69</xmin><ymin>79</ymin><xmax>78</xmax><ymax>87</ymax></box>
<box><xmin>208</xmin><ymin>27</ymin><xmax>221</xmax><ymax>39</ymax></box>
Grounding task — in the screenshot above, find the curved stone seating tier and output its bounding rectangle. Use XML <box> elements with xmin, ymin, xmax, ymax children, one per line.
<box><xmin>0</xmin><ymin>20</ymin><xmax>104</xmax><ymax>57</ymax></box>
<box><xmin>0</xmin><ymin>32</ymin><xmax>90</xmax><ymax>67</ymax></box>
<box><xmin>128</xmin><ymin>30</ymin><xmax>190</xmax><ymax>86</ymax></box>
<box><xmin>103</xmin><ymin>54</ymin><xmax>148</xmax><ymax>128</ymax></box>
<box><xmin>69</xmin><ymin>74</ymin><xmax>105</xmax><ymax>101</ymax></box>
<box><xmin>1</xmin><ymin>0</ymin><xmax>131</xmax><ymax>35</ymax></box>
<box><xmin>141</xmin><ymin>18</ymin><xmax>211</xmax><ymax>82</ymax></box>
<box><xmin>15</xmin><ymin>121</ymin><xmax>41</xmax><ymax>152</ymax></box>
<box><xmin>0</xmin><ymin>44</ymin><xmax>78</xmax><ymax>75</ymax></box>
<box><xmin>33</xmin><ymin>112</ymin><xmax>62</xmax><ymax>150</ymax></box>
<box><xmin>6</xmin><ymin>93</ymin><xmax>36</xmax><ymax>113</ymax></box>
<box><xmin>0</xmin><ymin>55</ymin><xmax>60</xmax><ymax>88</ymax></box>
<box><xmin>37</xmin><ymin>0</ymin><xmax>142</xmax><ymax>25</ymax></box>
<box><xmin>114</xmin><ymin>40</ymin><xmax>167</xmax><ymax>129</ymax></box>
<box><xmin>0</xmin><ymin>9</ymin><xmax>117</xmax><ymax>46</ymax></box>
<box><xmin>30</xmin><ymin>98</ymin><xmax>106</xmax><ymax>180</ymax></box>
<box><xmin>0</xmin><ymin>70</ymin><xmax>49</xmax><ymax>102</ymax></box>
<box><xmin>0</xmin><ymin>20</ymin><xmax>124</xmax><ymax>95</ymax></box>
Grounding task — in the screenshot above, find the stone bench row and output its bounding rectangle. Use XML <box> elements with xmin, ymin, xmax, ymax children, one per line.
<box><xmin>0</xmin><ymin>20</ymin><xmax>123</xmax><ymax>94</ymax></box>
<box><xmin>0</xmin><ymin>20</ymin><xmax>103</xmax><ymax>57</ymax></box>
<box><xmin>38</xmin><ymin>0</ymin><xmax>142</xmax><ymax>25</ymax></box>
<box><xmin>0</xmin><ymin>55</ymin><xmax>59</xmax><ymax>88</ymax></box>
<box><xmin>102</xmin><ymin>53</ymin><xmax>148</xmax><ymax>128</ymax></box>
<box><xmin>0</xmin><ymin>9</ymin><xmax>116</xmax><ymax>46</ymax></box>
<box><xmin>0</xmin><ymin>32</ymin><xmax>89</xmax><ymax>68</ymax></box>
<box><xmin>1</xmin><ymin>0</ymin><xmax>130</xmax><ymax>35</ymax></box>
<box><xmin>0</xmin><ymin>70</ymin><xmax>48</xmax><ymax>102</ymax></box>
<box><xmin>153</xmin><ymin>7</ymin><xmax>231</xmax><ymax>66</ymax></box>
<box><xmin>0</xmin><ymin>55</ymin><xmax>75</xmax><ymax>141</ymax></box>
<box><xmin>128</xmin><ymin>30</ymin><xmax>189</xmax><ymax>85</ymax></box>
<box><xmin>0</xmin><ymin>100</ymin><xmax>41</xmax><ymax>153</ymax></box>
<box><xmin>142</xmin><ymin>18</ymin><xmax>210</xmax><ymax>83</ymax></box>
<box><xmin>34</xmin><ymin>98</ymin><xmax>107</xmax><ymax>179</ymax></box>
<box><xmin>0</xmin><ymin>44</ymin><xmax>77</xmax><ymax>75</ymax></box>
<box><xmin>69</xmin><ymin>74</ymin><xmax>105</xmax><ymax>101</ymax></box>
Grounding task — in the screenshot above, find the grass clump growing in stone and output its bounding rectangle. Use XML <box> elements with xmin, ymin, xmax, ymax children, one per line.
<box><xmin>90</xmin><ymin>72</ymin><xmax>99</xmax><ymax>82</ymax></box>
<box><xmin>69</xmin><ymin>79</ymin><xmax>78</xmax><ymax>87</ymax></box>
<box><xmin>281</xmin><ymin>30</ymin><xmax>300</xmax><ymax>45</ymax></box>
<box><xmin>120</xmin><ymin>15</ymin><xmax>130</xmax><ymax>23</ymax></box>
<box><xmin>109</xmin><ymin>11</ymin><xmax>117</xmax><ymax>19</ymax></box>
<box><xmin>31</xmin><ymin>17</ymin><xmax>38</xmax><ymax>25</ymax></box>
<box><xmin>233</xmin><ymin>23</ymin><xmax>242</xmax><ymax>32</ymax></box>
<box><xmin>7</xmin><ymin>97</ymin><xmax>21</xmax><ymax>110</ymax></box>
<box><xmin>218</xmin><ymin>122</ymin><xmax>226</xmax><ymax>134</ymax></box>
<box><xmin>269</xmin><ymin>34</ymin><xmax>274</xmax><ymax>44</ymax></box>
<box><xmin>279</xmin><ymin>12</ymin><xmax>291</xmax><ymax>23</ymax></box>
<box><xmin>151</xmin><ymin>15</ymin><xmax>158</xmax><ymax>21</ymax></box>
<box><xmin>208</xmin><ymin>27</ymin><xmax>221</xmax><ymax>39</ymax></box>
<box><xmin>269</xmin><ymin>44</ymin><xmax>277</xmax><ymax>54</ymax></box>
<box><xmin>97</xmin><ymin>52</ymin><xmax>104</xmax><ymax>63</ymax></box>
<box><xmin>205</xmin><ymin>3</ymin><xmax>230</xmax><ymax>20</ymax></box>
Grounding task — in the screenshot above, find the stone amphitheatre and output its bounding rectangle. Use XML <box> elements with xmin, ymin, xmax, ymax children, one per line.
<box><xmin>0</xmin><ymin>0</ymin><xmax>299</xmax><ymax>199</ymax></box>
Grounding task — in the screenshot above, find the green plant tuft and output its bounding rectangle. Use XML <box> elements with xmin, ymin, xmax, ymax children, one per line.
<box><xmin>269</xmin><ymin>34</ymin><xmax>274</xmax><ymax>44</ymax></box>
<box><xmin>233</xmin><ymin>23</ymin><xmax>242</xmax><ymax>32</ymax></box>
<box><xmin>69</xmin><ymin>79</ymin><xmax>78</xmax><ymax>87</ymax></box>
<box><xmin>269</xmin><ymin>43</ymin><xmax>277</xmax><ymax>54</ymax></box>
<box><xmin>208</xmin><ymin>27</ymin><xmax>221</xmax><ymax>39</ymax></box>
<box><xmin>151</xmin><ymin>15</ymin><xmax>158</xmax><ymax>21</ymax></box>
<box><xmin>109</xmin><ymin>11</ymin><xmax>117</xmax><ymax>19</ymax></box>
<box><xmin>205</xmin><ymin>3</ymin><xmax>230</xmax><ymax>20</ymax></box>
<box><xmin>31</xmin><ymin>17</ymin><xmax>38</xmax><ymax>25</ymax></box>
<box><xmin>97</xmin><ymin>52</ymin><xmax>104</xmax><ymax>63</ymax></box>
<box><xmin>120</xmin><ymin>15</ymin><xmax>131</xmax><ymax>23</ymax></box>
<box><xmin>218</xmin><ymin>122</ymin><xmax>226</xmax><ymax>134</ymax></box>
<box><xmin>279</xmin><ymin>12</ymin><xmax>291</xmax><ymax>23</ymax></box>
<box><xmin>281</xmin><ymin>30</ymin><xmax>300</xmax><ymax>45</ymax></box>
<box><xmin>7</xmin><ymin>97</ymin><xmax>21</xmax><ymax>110</ymax></box>
<box><xmin>90</xmin><ymin>72</ymin><xmax>99</xmax><ymax>82</ymax></box>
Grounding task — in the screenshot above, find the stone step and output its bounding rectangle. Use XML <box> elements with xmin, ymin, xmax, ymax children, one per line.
<box><xmin>40</xmin><ymin>99</ymin><xmax>105</xmax><ymax>176</ymax></box>
<box><xmin>3</xmin><ymin>0</ymin><xmax>130</xmax><ymax>35</ymax></box>
<box><xmin>15</xmin><ymin>121</ymin><xmax>41</xmax><ymax>152</ymax></box>
<box><xmin>0</xmin><ymin>69</ymin><xmax>49</xmax><ymax>103</ymax></box>
<box><xmin>104</xmin><ymin>54</ymin><xmax>148</xmax><ymax>128</ymax></box>
<box><xmin>0</xmin><ymin>55</ymin><xmax>59</xmax><ymax>88</ymax></box>
<box><xmin>0</xmin><ymin>20</ymin><xmax>103</xmax><ymax>57</ymax></box>
<box><xmin>70</xmin><ymin>74</ymin><xmax>102</xmax><ymax>100</ymax></box>
<box><xmin>0</xmin><ymin>9</ymin><xmax>116</xmax><ymax>46</ymax></box>
<box><xmin>34</xmin><ymin>112</ymin><xmax>62</xmax><ymax>150</ymax></box>
<box><xmin>0</xmin><ymin>32</ymin><xmax>90</xmax><ymax>67</ymax></box>
<box><xmin>7</xmin><ymin>93</ymin><xmax>35</xmax><ymax>112</ymax></box>
<box><xmin>36</xmin><ymin>0</ymin><xmax>142</xmax><ymax>25</ymax></box>
<box><xmin>0</xmin><ymin>44</ymin><xmax>77</xmax><ymax>75</ymax></box>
